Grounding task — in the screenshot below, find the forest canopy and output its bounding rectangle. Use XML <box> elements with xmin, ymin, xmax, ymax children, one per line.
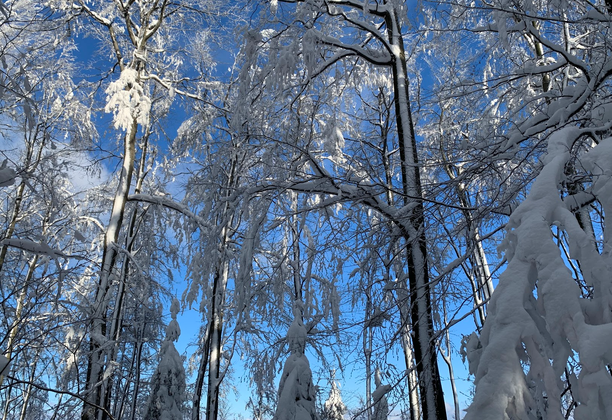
<box><xmin>1</xmin><ymin>1</ymin><xmax>612</xmax><ymax>420</ymax></box>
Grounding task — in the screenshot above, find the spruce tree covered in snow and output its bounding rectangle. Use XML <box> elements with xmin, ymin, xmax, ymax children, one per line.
<box><xmin>274</xmin><ymin>306</ymin><xmax>318</xmax><ymax>420</ymax></box>
<box><xmin>321</xmin><ymin>374</ymin><xmax>346</xmax><ymax>420</ymax></box>
<box><xmin>372</xmin><ymin>369</ymin><xmax>390</xmax><ymax>420</ymax></box>
<box><xmin>144</xmin><ymin>298</ymin><xmax>186</xmax><ymax>420</ymax></box>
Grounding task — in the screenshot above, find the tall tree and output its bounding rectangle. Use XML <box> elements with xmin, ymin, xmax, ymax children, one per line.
<box><xmin>423</xmin><ymin>0</ymin><xmax>612</xmax><ymax>418</ymax></box>
<box><xmin>61</xmin><ymin>1</ymin><xmax>224</xmax><ymax>418</ymax></box>
<box><xmin>247</xmin><ymin>1</ymin><xmax>449</xmax><ymax>417</ymax></box>
<box><xmin>0</xmin><ymin>2</ymin><xmax>100</xmax><ymax>418</ymax></box>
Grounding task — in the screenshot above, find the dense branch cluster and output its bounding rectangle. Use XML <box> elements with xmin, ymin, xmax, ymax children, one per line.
<box><xmin>1</xmin><ymin>1</ymin><xmax>611</xmax><ymax>420</ymax></box>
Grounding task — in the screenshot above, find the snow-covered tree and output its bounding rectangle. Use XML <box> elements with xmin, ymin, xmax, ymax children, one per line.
<box><xmin>321</xmin><ymin>374</ymin><xmax>346</xmax><ymax>420</ymax></box>
<box><xmin>245</xmin><ymin>1</ymin><xmax>450</xmax><ymax>415</ymax></box>
<box><xmin>372</xmin><ymin>369</ymin><xmax>390</xmax><ymax>420</ymax></box>
<box><xmin>274</xmin><ymin>306</ymin><xmax>318</xmax><ymax>420</ymax></box>
<box><xmin>463</xmin><ymin>131</ymin><xmax>612</xmax><ymax>419</ymax></box>
<box><xmin>446</xmin><ymin>1</ymin><xmax>612</xmax><ymax>419</ymax></box>
<box><xmin>144</xmin><ymin>298</ymin><xmax>186</xmax><ymax>420</ymax></box>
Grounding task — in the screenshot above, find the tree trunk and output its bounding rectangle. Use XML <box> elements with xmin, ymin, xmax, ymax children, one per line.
<box><xmin>82</xmin><ymin>117</ymin><xmax>138</xmax><ymax>420</ymax></box>
<box><xmin>128</xmin><ymin>340</ymin><xmax>144</xmax><ymax>420</ymax></box>
<box><xmin>386</xmin><ymin>8</ymin><xmax>447</xmax><ymax>420</ymax></box>
<box><xmin>2</xmin><ymin>254</ymin><xmax>41</xmax><ymax>420</ymax></box>
<box><xmin>192</xmin><ymin>324</ymin><xmax>212</xmax><ymax>420</ymax></box>
<box><xmin>380</xmin><ymin>89</ymin><xmax>422</xmax><ymax>420</ymax></box>
<box><xmin>397</xmin><ymin>292</ymin><xmax>422</xmax><ymax>420</ymax></box>
<box><xmin>441</xmin><ymin>302</ymin><xmax>461</xmax><ymax>420</ymax></box>
<box><xmin>206</xmin><ymin>258</ymin><xmax>229</xmax><ymax>420</ymax></box>
<box><xmin>364</xmin><ymin>294</ymin><xmax>373</xmax><ymax>420</ymax></box>
<box><xmin>18</xmin><ymin>348</ymin><xmax>42</xmax><ymax>420</ymax></box>
<box><xmin>99</xmin><ymin>133</ymin><xmax>150</xmax><ymax>419</ymax></box>
<box><xmin>441</xmin><ymin>156</ymin><xmax>493</xmax><ymax>328</ymax></box>
<box><xmin>204</xmin><ymin>147</ymin><xmax>241</xmax><ymax>420</ymax></box>
<box><xmin>4</xmin><ymin>254</ymin><xmax>39</xmax><ymax>362</ymax></box>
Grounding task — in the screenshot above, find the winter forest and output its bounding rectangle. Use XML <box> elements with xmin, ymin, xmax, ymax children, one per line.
<box><xmin>1</xmin><ymin>0</ymin><xmax>612</xmax><ymax>419</ymax></box>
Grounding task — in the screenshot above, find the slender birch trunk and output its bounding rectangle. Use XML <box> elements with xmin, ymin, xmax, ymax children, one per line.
<box><xmin>441</xmin><ymin>154</ymin><xmax>493</xmax><ymax>327</ymax></box>
<box><xmin>192</xmin><ymin>324</ymin><xmax>212</xmax><ymax>420</ymax></box>
<box><xmin>99</xmin><ymin>132</ymin><xmax>150</xmax><ymax>417</ymax></box>
<box><xmin>4</xmin><ymin>255</ymin><xmax>39</xmax><ymax>364</ymax></box>
<box><xmin>128</xmin><ymin>340</ymin><xmax>144</xmax><ymax>420</ymax></box>
<box><xmin>441</xmin><ymin>301</ymin><xmax>460</xmax><ymax>420</ymax></box>
<box><xmin>2</xmin><ymin>206</ymin><xmax>50</xmax><ymax>419</ymax></box>
<box><xmin>18</xmin><ymin>347</ymin><xmax>42</xmax><ymax>420</ymax></box>
<box><xmin>364</xmin><ymin>294</ymin><xmax>373</xmax><ymax>420</ymax></box>
<box><xmin>1</xmin><ymin>255</ymin><xmax>40</xmax><ymax>420</ymax></box>
<box><xmin>82</xmin><ymin>117</ymin><xmax>138</xmax><ymax>420</ymax></box>
<box><xmin>397</xmin><ymin>289</ymin><xmax>422</xmax><ymax>420</ymax></box>
<box><xmin>206</xmin><ymin>257</ymin><xmax>230</xmax><ymax>420</ymax></box>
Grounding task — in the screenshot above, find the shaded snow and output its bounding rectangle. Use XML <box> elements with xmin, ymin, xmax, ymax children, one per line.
<box><xmin>274</xmin><ymin>312</ymin><xmax>317</xmax><ymax>420</ymax></box>
<box><xmin>464</xmin><ymin>128</ymin><xmax>612</xmax><ymax>420</ymax></box>
<box><xmin>0</xmin><ymin>161</ymin><xmax>16</xmax><ymax>187</ymax></box>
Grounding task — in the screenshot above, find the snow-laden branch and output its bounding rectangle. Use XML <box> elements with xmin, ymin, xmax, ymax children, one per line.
<box><xmin>562</xmin><ymin>190</ymin><xmax>596</xmax><ymax>213</ymax></box>
<box><xmin>5</xmin><ymin>375</ymin><xmax>117</xmax><ymax>420</ymax></box>
<box><xmin>109</xmin><ymin>242</ymin><xmax>147</xmax><ymax>278</ymax></box>
<box><xmin>505</xmin><ymin>80</ymin><xmax>599</xmax><ymax>149</ymax></box>
<box><xmin>142</xmin><ymin>73</ymin><xmax>229</xmax><ymax>112</ymax></box>
<box><xmin>465</xmin><ymin>128</ymin><xmax>612</xmax><ymax>419</ymax></box>
<box><xmin>279</xmin><ymin>0</ymin><xmax>390</xmax><ymax>16</ymax></box>
<box><xmin>312</xmin><ymin>29</ymin><xmax>392</xmax><ymax>66</ymax></box>
<box><xmin>1</xmin><ymin>238</ymin><xmax>83</xmax><ymax>261</ymax></box>
<box><xmin>128</xmin><ymin>193</ymin><xmax>211</xmax><ymax>231</ymax></box>
<box><xmin>307</xmin><ymin>50</ymin><xmax>359</xmax><ymax>80</ymax></box>
<box><xmin>74</xmin><ymin>0</ymin><xmax>112</xmax><ymax>27</ymax></box>
<box><xmin>519</xmin><ymin>56</ymin><xmax>567</xmax><ymax>78</ymax></box>
<box><xmin>524</xmin><ymin>21</ymin><xmax>589</xmax><ymax>79</ymax></box>
<box><xmin>323</xmin><ymin>2</ymin><xmax>394</xmax><ymax>54</ymax></box>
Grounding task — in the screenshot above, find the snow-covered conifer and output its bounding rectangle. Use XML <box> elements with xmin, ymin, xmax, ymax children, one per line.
<box><xmin>144</xmin><ymin>298</ymin><xmax>186</xmax><ymax>420</ymax></box>
<box><xmin>274</xmin><ymin>305</ymin><xmax>318</xmax><ymax>420</ymax></box>
<box><xmin>321</xmin><ymin>373</ymin><xmax>346</xmax><ymax>420</ymax></box>
<box><xmin>372</xmin><ymin>369</ymin><xmax>390</xmax><ymax>420</ymax></box>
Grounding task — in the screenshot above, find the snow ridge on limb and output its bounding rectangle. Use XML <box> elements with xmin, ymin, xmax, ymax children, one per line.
<box><xmin>464</xmin><ymin>127</ymin><xmax>612</xmax><ymax>420</ymax></box>
<box><xmin>128</xmin><ymin>193</ymin><xmax>212</xmax><ymax>230</ymax></box>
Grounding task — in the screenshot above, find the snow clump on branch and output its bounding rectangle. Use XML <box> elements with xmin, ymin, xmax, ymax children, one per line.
<box><xmin>105</xmin><ymin>67</ymin><xmax>151</xmax><ymax>131</ymax></box>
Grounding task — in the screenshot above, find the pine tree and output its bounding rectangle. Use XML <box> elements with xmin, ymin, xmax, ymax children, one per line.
<box><xmin>372</xmin><ymin>369</ymin><xmax>390</xmax><ymax>420</ymax></box>
<box><xmin>322</xmin><ymin>374</ymin><xmax>346</xmax><ymax>420</ymax></box>
<box><xmin>274</xmin><ymin>307</ymin><xmax>318</xmax><ymax>420</ymax></box>
<box><xmin>144</xmin><ymin>299</ymin><xmax>186</xmax><ymax>420</ymax></box>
